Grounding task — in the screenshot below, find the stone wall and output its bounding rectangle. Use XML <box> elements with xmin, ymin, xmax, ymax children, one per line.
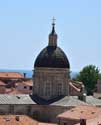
<box><xmin>33</xmin><ymin>67</ymin><xmax>70</xmax><ymax>100</ymax></box>
<box><xmin>0</xmin><ymin>104</ymin><xmax>31</xmax><ymax>115</ymax></box>
<box><xmin>0</xmin><ymin>104</ymin><xmax>72</xmax><ymax>123</ymax></box>
<box><xmin>30</xmin><ymin>105</ymin><xmax>72</xmax><ymax>122</ymax></box>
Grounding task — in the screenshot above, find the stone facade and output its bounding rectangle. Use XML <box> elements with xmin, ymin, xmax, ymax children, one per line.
<box><xmin>33</xmin><ymin>67</ymin><xmax>70</xmax><ymax>100</ymax></box>
<box><xmin>30</xmin><ymin>105</ymin><xmax>71</xmax><ymax>122</ymax></box>
<box><xmin>0</xmin><ymin>104</ymin><xmax>71</xmax><ymax>123</ymax></box>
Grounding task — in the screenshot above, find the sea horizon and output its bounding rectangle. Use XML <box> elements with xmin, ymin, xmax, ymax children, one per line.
<box><xmin>0</xmin><ymin>69</ymin><xmax>79</xmax><ymax>79</ymax></box>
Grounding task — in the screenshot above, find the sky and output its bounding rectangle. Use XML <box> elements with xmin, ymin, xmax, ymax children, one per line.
<box><xmin>0</xmin><ymin>0</ymin><xmax>101</xmax><ymax>71</ymax></box>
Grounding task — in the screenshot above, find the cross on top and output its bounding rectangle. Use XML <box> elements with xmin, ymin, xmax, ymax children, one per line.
<box><xmin>52</xmin><ymin>17</ymin><xmax>56</xmax><ymax>25</ymax></box>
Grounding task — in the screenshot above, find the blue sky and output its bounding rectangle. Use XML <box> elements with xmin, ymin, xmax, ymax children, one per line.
<box><xmin>0</xmin><ymin>0</ymin><xmax>101</xmax><ymax>71</ymax></box>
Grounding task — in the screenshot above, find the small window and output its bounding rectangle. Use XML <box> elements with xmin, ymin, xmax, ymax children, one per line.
<box><xmin>24</xmin><ymin>86</ymin><xmax>27</xmax><ymax>89</ymax></box>
<box><xmin>30</xmin><ymin>86</ymin><xmax>32</xmax><ymax>90</ymax></box>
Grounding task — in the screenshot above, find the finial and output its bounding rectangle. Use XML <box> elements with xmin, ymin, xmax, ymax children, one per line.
<box><xmin>48</xmin><ymin>17</ymin><xmax>57</xmax><ymax>46</ymax></box>
<box><xmin>52</xmin><ymin>17</ymin><xmax>56</xmax><ymax>26</ymax></box>
<box><xmin>51</xmin><ymin>17</ymin><xmax>56</xmax><ymax>34</ymax></box>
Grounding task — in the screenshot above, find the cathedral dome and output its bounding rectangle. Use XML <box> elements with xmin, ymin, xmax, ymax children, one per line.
<box><xmin>34</xmin><ymin>46</ymin><xmax>70</xmax><ymax>68</ymax></box>
<box><xmin>34</xmin><ymin>19</ymin><xmax>70</xmax><ymax>69</ymax></box>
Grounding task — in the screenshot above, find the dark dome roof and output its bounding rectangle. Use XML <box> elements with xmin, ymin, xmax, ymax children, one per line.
<box><xmin>34</xmin><ymin>46</ymin><xmax>70</xmax><ymax>68</ymax></box>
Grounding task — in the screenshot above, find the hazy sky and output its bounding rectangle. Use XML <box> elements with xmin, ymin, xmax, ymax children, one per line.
<box><xmin>0</xmin><ymin>0</ymin><xmax>101</xmax><ymax>71</ymax></box>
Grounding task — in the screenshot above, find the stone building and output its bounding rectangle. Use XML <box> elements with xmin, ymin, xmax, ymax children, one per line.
<box><xmin>33</xmin><ymin>20</ymin><xmax>70</xmax><ymax>100</ymax></box>
<box><xmin>0</xmin><ymin>20</ymin><xmax>100</xmax><ymax>124</ymax></box>
<box><xmin>57</xmin><ymin>105</ymin><xmax>101</xmax><ymax>125</ymax></box>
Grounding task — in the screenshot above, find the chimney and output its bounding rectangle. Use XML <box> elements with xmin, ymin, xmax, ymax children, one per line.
<box><xmin>79</xmin><ymin>84</ymin><xmax>86</xmax><ymax>102</ymax></box>
<box><xmin>23</xmin><ymin>73</ymin><xmax>26</xmax><ymax>78</ymax></box>
<box><xmin>15</xmin><ymin>115</ymin><xmax>20</xmax><ymax>121</ymax></box>
<box><xmin>80</xmin><ymin>118</ymin><xmax>86</xmax><ymax>125</ymax></box>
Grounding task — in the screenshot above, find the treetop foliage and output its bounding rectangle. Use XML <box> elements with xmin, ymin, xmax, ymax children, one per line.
<box><xmin>75</xmin><ymin>65</ymin><xmax>100</xmax><ymax>95</ymax></box>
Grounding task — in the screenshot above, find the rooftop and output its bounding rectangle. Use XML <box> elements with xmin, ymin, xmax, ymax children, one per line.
<box><xmin>0</xmin><ymin>72</ymin><xmax>24</xmax><ymax>79</ymax></box>
<box><xmin>58</xmin><ymin>105</ymin><xmax>101</xmax><ymax>120</ymax></box>
<box><xmin>0</xmin><ymin>115</ymin><xmax>57</xmax><ymax>125</ymax></box>
<box><xmin>0</xmin><ymin>115</ymin><xmax>38</xmax><ymax>125</ymax></box>
<box><xmin>75</xmin><ymin>115</ymin><xmax>101</xmax><ymax>125</ymax></box>
<box><xmin>50</xmin><ymin>96</ymin><xmax>86</xmax><ymax>107</ymax></box>
<box><xmin>0</xmin><ymin>94</ymin><xmax>100</xmax><ymax>106</ymax></box>
<box><xmin>86</xmin><ymin>96</ymin><xmax>101</xmax><ymax>106</ymax></box>
<box><xmin>0</xmin><ymin>94</ymin><xmax>36</xmax><ymax>104</ymax></box>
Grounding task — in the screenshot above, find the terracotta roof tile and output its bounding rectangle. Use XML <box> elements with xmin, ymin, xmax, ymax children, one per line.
<box><xmin>0</xmin><ymin>115</ymin><xmax>57</xmax><ymax>125</ymax></box>
<box><xmin>0</xmin><ymin>115</ymin><xmax>38</xmax><ymax>125</ymax></box>
<box><xmin>75</xmin><ymin>115</ymin><xmax>101</xmax><ymax>125</ymax></box>
<box><xmin>0</xmin><ymin>72</ymin><xmax>24</xmax><ymax>79</ymax></box>
<box><xmin>58</xmin><ymin>105</ymin><xmax>101</xmax><ymax>120</ymax></box>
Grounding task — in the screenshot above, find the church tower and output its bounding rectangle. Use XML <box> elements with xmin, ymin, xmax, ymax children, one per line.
<box><xmin>33</xmin><ymin>19</ymin><xmax>70</xmax><ymax>100</ymax></box>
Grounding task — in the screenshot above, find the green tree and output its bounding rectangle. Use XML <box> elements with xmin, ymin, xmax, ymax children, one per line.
<box><xmin>76</xmin><ymin>65</ymin><xmax>100</xmax><ymax>95</ymax></box>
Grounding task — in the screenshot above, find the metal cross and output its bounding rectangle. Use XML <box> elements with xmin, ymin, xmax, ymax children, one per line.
<box><xmin>52</xmin><ymin>17</ymin><xmax>56</xmax><ymax>25</ymax></box>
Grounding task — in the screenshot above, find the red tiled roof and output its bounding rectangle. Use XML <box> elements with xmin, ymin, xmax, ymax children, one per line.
<box><xmin>75</xmin><ymin>115</ymin><xmax>101</xmax><ymax>125</ymax></box>
<box><xmin>0</xmin><ymin>72</ymin><xmax>24</xmax><ymax>79</ymax></box>
<box><xmin>0</xmin><ymin>115</ymin><xmax>57</xmax><ymax>125</ymax></box>
<box><xmin>0</xmin><ymin>115</ymin><xmax>38</xmax><ymax>125</ymax></box>
<box><xmin>58</xmin><ymin>105</ymin><xmax>101</xmax><ymax>120</ymax></box>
